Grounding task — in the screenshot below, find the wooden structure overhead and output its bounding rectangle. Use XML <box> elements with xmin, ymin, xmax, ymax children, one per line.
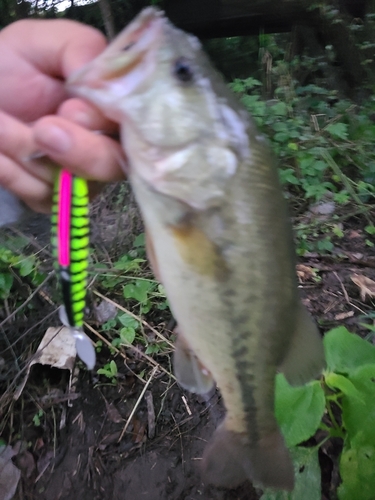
<box><xmin>165</xmin><ymin>0</ymin><xmax>370</xmax><ymax>38</ymax></box>
<box><xmin>165</xmin><ymin>0</ymin><xmax>318</xmax><ymax>38</ymax></box>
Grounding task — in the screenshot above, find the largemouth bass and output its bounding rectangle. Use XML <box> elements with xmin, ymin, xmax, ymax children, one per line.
<box><xmin>69</xmin><ymin>7</ymin><xmax>325</xmax><ymax>490</ymax></box>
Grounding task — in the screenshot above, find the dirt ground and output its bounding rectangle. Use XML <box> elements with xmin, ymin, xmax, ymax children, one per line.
<box><xmin>1</xmin><ymin>205</ymin><xmax>375</xmax><ymax>500</ymax></box>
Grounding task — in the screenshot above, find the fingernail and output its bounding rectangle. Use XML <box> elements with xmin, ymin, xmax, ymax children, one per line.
<box><xmin>35</xmin><ymin>125</ymin><xmax>72</xmax><ymax>154</ymax></box>
<box><xmin>71</xmin><ymin>110</ymin><xmax>92</xmax><ymax>128</ymax></box>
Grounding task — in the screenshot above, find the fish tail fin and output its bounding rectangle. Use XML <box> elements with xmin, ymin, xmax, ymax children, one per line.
<box><xmin>201</xmin><ymin>425</ymin><xmax>294</xmax><ymax>490</ymax></box>
<box><xmin>279</xmin><ymin>303</ymin><xmax>325</xmax><ymax>386</ymax></box>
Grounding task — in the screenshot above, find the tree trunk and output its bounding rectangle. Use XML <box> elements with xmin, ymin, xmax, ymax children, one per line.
<box><xmin>99</xmin><ymin>0</ymin><xmax>116</xmax><ymax>40</ymax></box>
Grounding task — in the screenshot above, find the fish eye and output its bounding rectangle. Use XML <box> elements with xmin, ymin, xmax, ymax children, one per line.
<box><xmin>173</xmin><ymin>58</ymin><xmax>194</xmax><ymax>83</ymax></box>
<box><xmin>122</xmin><ymin>41</ymin><xmax>135</xmax><ymax>51</ymax></box>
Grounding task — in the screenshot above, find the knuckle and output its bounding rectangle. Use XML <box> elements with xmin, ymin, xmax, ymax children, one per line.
<box><xmin>0</xmin><ymin>159</ymin><xmax>16</xmax><ymax>190</ymax></box>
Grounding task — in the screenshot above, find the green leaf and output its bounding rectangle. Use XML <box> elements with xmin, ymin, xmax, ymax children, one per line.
<box><xmin>272</xmin><ymin>122</ymin><xmax>288</xmax><ymax>133</ymax></box>
<box><xmin>279</xmin><ymin>168</ymin><xmax>299</xmax><ymax>186</ymax></box>
<box><xmin>365</xmin><ymin>225</ymin><xmax>375</xmax><ymax>235</ymax></box>
<box><xmin>270</xmin><ymin>101</ymin><xmax>288</xmax><ymax>117</ymax></box>
<box><xmin>275</xmin><ymin>375</ymin><xmax>325</xmax><ymax>447</ymax></box>
<box><xmin>274</xmin><ymin>132</ymin><xmax>290</xmax><ymax>143</ymax></box>
<box><xmin>157</xmin><ymin>284</ymin><xmax>167</xmax><ymax>296</ymax></box>
<box><xmin>97</xmin><ymin>359</ymin><xmax>118</xmax><ymax>379</ymax></box>
<box><xmin>0</xmin><ymin>248</ymin><xmax>14</xmax><ymax>265</ymax></box>
<box><xmin>325</xmin><ymin>372</ymin><xmax>364</xmax><ymax>402</ymax></box>
<box><xmin>260</xmin><ymin>447</ymin><xmax>321</xmax><ymax>500</ymax></box>
<box><xmin>241</xmin><ymin>95</ymin><xmax>266</xmax><ymax>117</ymax></box>
<box><xmin>101</xmin><ymin>318</ymin><xmax>117</xmax><ymax>331</ymax></box>
<box><xmin>100</xmin><ymin>276</ymin><xmax>125</xmax><ymax>289</ymax></box>
<box><xmin>114</xmin><ymin>255</ymin><xmax>144</xmax><ymax>272</ymax></box>
<box><xmin>133</xmin><ymin>233</ymin><xmax>145</xmax><ymax>247</ymax></box>
<box><xmin>17</xmin><ymin>257</ymin><xmax>34</xmax><ymax>277</ymax></box>
<box><xmin>338</xmin><ymin>438</ymin><xmax>375</xmax><ymax>500</ymax></box>
<box><xmin>118</xmin><ymin>313</ymin><xmax>139</xmax><ymax>330</ymax></box>
<box><xmin>316</xmin><ymin>238</ymin><xmax>334</xmax><ymax>252</ymax></box>
<box><xmin>287</xmin><ymin>142</ymin><xmax>298</xmax><ymax>151</ymax></box>
<box><xmin>145</xmin><ymin>344</ymin><xmax>161</xmax><ymax>355</ymax></box>
<box><xmin>341</xmin><ymin>364</ymin><xmax>375</xmax><ymax>442</ymax></box>
<box><xmin>109</xmin><ymin>360</ymin><xmax>118</xmax><ymax>376</ymax></box>
<box><xmin>325</xmin><ymin>122</ymin><xmax>348</xmax><ymax>140</ymax></box>
<box><xmin>120</xmin><ymin>327</ymin><xmax>136</xmax><ymax>345</ymax></box>
<box><xmin>0</xmin><ymin>272</ymin><xmax>13</xmax><ymax>299</ymax></box>
<box><xmin>324</xmin><ymin>327</ymin><xmax>375</xmax><ymax>374</ymax></box>
<box><xmin>123</xmin><ymin>280</ymin><xmax>153</xmax><ymax>303</ymax></box>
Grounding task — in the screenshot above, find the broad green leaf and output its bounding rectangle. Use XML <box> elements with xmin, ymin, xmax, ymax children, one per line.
<box><xmin>123</xmin><ymin>280</ymin><xmax>153</xmax><ymax>303</ymax></box>
<box><xmin>115</xmin><ymin>255</ymin><xmax>144</xmax><ymax>272</ymax></box>
<box><xmin>272</xmin><ymin>122</ymin><xmax>289</xmax><ymax>133</ymax></box>
<box><xmin>133</xmin><ymin>233</ymin><xmax>145</xmax><ymax>247</ymax></box>
<box><xmin>120</xmin><ymin>327</ymin><xmax>136</xmax><ymax>345</ymax></box>
<box><xmin>241</xmin><ymin>94</ymin><xmax>261</xmax><ymax>107</ymax></box>
<box><xmin>0</xmin><ymin>248</ymin><xmax>14</xmax><ymax>264</ymax></box>
<box><xmin>101</xmin><ymin>276</ymin><xmax>125</xmax><ymax>289</ymax></box>
<box><xmin>324</xmin><ymin>327</ymin><xmax>375</xmax><ymax>374</ymax></box>
<box><xmin>118</xmin><ymin>313</ymin><xmax>139</xmax><ymax>330</ymax></box>
<box><xmin>274</xmin><ymin>132</ymin><xmax>290</xmax><ymax>143</ymax></box>
<box><xmin>260</xmin><ymin>447</ymin><xmax>321</xmax><ymax>500</ymax></box>
<box><xmin>97</xmin><ymin>360</ymin><xmax>117</xmax><ymax>378</ymax></box>
<box><xmin>241</xmin><ymin>95</ymin><xmax>266</xmax><ymax>117</ymax></box>
<box><xmin>270</xmin><ymin>101</ymin><xmax>288</xmax><ymax>117</ymax></box>
<box><xmin>341</xmin><ymin>364</ymin><xmax>375</xmax><ymax>442</ymax></box>
<box><xmin>145</xmin><ymin>344</ymin><xmax>161</xmax><ymax>355</ymax></box>
<box><xmin>325</xmin><ymin>122</ymin><xmax>348</xmax><ymax>140</ymax></box>
<box><xmin>275</xmin><ymin>375</ymin><xmax>325</xmax><ymax>447</ymax></box>
<box><xmin>17</xmin><ymin>257</ymin><xmax>34</xmax><ymax>277</ymax></box>
<box><xmin>109</xmin><ymin>360</ymin><xmax>118</xmax><ymax>375</ymax></box>
<box><xmin>324</xmin><ymin>373</ymin><xmax>364</xmax><ymax>402</ymax></box>
<box><xmin>338</xmin><ymin>439</ymin><xmax>375</xmax><ymax>500</ymax></box>
<box><xmin>0</xmin><ymin>272</ymin><xmax>13</xmax><ymax>299</ymax></box>
<box><xmin>279</xmin><ymin>168</ymin><xmax>299</xmax><ymax>186</ymax></box>
<box><xmin>101</xmin><ymin>318</ymin><xmax>117</xmax><ymax>331</ymax></box>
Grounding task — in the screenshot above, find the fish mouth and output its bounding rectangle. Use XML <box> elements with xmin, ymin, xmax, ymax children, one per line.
<box><xmin>68</xmin><ymin>7</ymin><xmax>164</xmax><ymax>94</ymax></box>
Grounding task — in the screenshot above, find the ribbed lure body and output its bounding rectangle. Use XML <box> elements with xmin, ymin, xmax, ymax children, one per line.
<box><xmin>51</xmin><ymin>170</ymin><xmax>95</xmax><ymax>369</ymax></box>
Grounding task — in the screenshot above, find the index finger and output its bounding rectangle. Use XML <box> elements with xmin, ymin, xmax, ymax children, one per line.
<box><xmin>2</xmin><ymin>19</ymin><xmax>107</xmax><ymax>78</ymax></box>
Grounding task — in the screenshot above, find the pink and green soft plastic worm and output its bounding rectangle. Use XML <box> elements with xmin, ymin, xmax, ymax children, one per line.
<box><xmin>51</xmin><ymin>170</ymin><xmax>95</xmax><ymax>369</ymax></box>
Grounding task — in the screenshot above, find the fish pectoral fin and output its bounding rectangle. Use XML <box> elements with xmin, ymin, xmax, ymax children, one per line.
<box><xmin>201</xmin><ymin>425</ymin><xmax>294</xmax><ymax>491</ymax></box>
<box><xmin>279</xmin><ymin>303</ymin><xmax>326</xmax><ymax>386</ymax></box>
<box><xmin>173</xmin><ymin>328</ymin><xmax>215</xmax><ymax>394</ymax></box>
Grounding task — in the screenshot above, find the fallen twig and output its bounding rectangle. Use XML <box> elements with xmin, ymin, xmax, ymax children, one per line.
<box><xmin>118</xmin><ymin>366</ymin><xmax>158</xmax><ymax>442</ymax></box>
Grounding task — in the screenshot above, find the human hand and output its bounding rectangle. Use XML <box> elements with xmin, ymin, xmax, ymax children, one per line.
<box><xmin>0</xmin><ymin>19</ymin><xmax>125</xmax><ymax>214</ymax></box>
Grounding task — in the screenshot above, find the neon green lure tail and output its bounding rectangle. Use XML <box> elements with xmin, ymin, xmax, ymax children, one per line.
<box><xmin>51</xmin><ymin>170</ymin><xmax>95</xmax><ymax>369</ymax></box>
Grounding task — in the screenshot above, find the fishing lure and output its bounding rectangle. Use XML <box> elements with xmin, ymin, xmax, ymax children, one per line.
<box><xmin>51</xmin><ymin>169</ymin><xmax>96</xmax><ymax>369</ymax></box>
